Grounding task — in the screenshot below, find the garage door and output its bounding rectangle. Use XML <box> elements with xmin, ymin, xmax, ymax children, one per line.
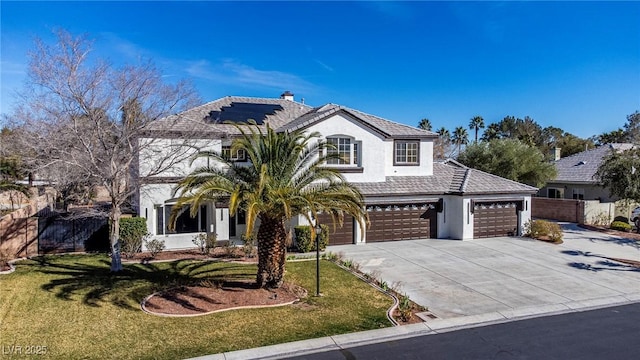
<box><xmin>473</xmin><ymin>202</ymin><xmax>519</xmax><ymax>238</ymax></box>
<box><xmin>366</xmin><ymin>204</ymin><xmax>437</xmax><ymax>242</ymax></box>
<box><xmin>316</xmin><ymin>213</ymin><xmax>354</xmax><ymax>245</ymax></box>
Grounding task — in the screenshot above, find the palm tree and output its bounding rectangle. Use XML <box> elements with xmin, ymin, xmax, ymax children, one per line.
<box><xmin>171</xmin><ymin>124</ymin><xmax>366</xmax><ymax>289</ymax></box>
<box><xmin>436</xmin><ymin>127</ymin><xmax>450</xmax><ymax>141</ymax></box>
<box><xmin>468</xmin><ymin>115</ymin><xmax>485</xmax><ymax>142</ymax></box>
<box><xmin>452</xmin><ymin>126</ymin><xmax>469</xmax><ymax>155</ymax></box>
<box><xmin>418</xmin><ymin>118</ymin><xmax>432</xmax><ymax>131</ymax></box>
<box><xmin>481</xmin><ymin>123</ymin><xmax>500</xmax><ymax>142</ymax></box>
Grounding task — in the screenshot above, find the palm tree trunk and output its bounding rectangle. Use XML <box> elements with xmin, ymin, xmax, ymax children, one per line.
<box><xmin>256</xmin><ymin>216</ymin><xmax>287</xmax><ymax>288</ymax></box>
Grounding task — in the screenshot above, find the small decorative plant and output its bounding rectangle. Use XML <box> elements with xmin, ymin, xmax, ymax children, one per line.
<box><xmin>144</xmin><ymin>238</ymin><xmax>165</xmax><ymax>258</ymax></box>
<box><xmin>193</xmin><ymin>233</ymin><xmax>217</xmax><ymax>255</ymax></box>
<box><xmin>241</xmin><ymin>233</ymin><xmax>256</xmax><ymax>258</ymax></box>
<box><xmin>398</xmin><ymin>294</ymin><xmax>413</xmax><ymax>322</ymax></box>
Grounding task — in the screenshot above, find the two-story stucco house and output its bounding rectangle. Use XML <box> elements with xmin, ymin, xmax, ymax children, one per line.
<box><xmin>138</xmin><ymin>92</ymin><xmax>537</xmax><ymax>250</ymax></box>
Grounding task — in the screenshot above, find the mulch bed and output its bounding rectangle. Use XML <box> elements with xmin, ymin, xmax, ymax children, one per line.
<box><xmin>393</xmin><ymin>301</ymin><xmax>429</xmax><ymax>325</ymax></box>
<box><xmin>143</xmin><ymin>280</ymin><xmax>306</xmax><ymax>316</ymax></box>
<box><xmin>579</xmin><ymin>224</ymin><xmax>640</xmax><ymax>241</ymax></box>
<box><xmin>123</xmin><ymin>249</ymin><xmax>256</xmax><ymax>263</ymax></box>
<box><xmin>1</xmin><ymin>264</ymin><xmax>10</xmax><ymax>272</ymax></box>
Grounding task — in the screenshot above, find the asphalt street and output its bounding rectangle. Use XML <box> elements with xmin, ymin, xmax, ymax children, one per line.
<box><xmin>288</xmin><ymin>303</ymin><xmax>640</xmax><ymax>360</ymax></box>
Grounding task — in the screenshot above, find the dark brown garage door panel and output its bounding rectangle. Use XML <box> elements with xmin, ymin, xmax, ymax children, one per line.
<box><xmin>367</xmin><ymin>204</ymin><xmax>437</xmax><ymax>242</ymax></box>
<box><xmin>473</xmin><ymin>202</ymin><xmax>518</xmax><ymax>238</ymax></box>
<box><xmin>316</xmin><ymin>213</ymin><xmax>354</xmax><ymax>245</ymax></box>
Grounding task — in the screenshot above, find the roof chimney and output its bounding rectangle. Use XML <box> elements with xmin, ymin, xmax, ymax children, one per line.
<box><xmin>552</xmin><ymin>147</ymin><xmax>561</xmax><ymax>161</ymax></box>
<box><xmin>280</xmin><ymin>91</ymin><xmax>294</xmax><ymax>101</ymax></box>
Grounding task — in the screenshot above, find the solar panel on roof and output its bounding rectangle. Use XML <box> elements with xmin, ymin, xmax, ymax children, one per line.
<box><xmin>204</xmin><ymin>102</ymin><xmax>284</xmax><ymax>125</ymax></box>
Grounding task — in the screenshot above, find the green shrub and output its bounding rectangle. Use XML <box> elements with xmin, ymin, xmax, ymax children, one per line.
<box><xmin>611</xmin><ymin>221</ymin><xmax>632</xmax><ymax>232</ymax></box>
<box><xmin>294</xmin><ymin>225</ymin><xmax>329</xmax><ymax>253</ymax></box>
<box><xmin>524</xmin><ymin>219</ymin><xmax>563</xmax><ymax>243</ymax></box>
<box><xmin>119</xmin><ymin>217</ymin><xmax>148</xmax><ymax>258</ymax></box>
<box><xmin>614</xmin><ymin>216</ymin><xmax>629</xmax><ymax>223</ymax></box>
<box><xmin>144</xmin><ymin>238</ymin><xmax>165</xmax><ymax>258</ymax></box>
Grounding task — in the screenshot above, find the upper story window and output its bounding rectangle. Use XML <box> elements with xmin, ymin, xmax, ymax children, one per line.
<box><xmin>548</xmin><ymin>188</ymin><xmax>563</xmax><ymax>199</ymax></box>
<box><xmin>222</xmin><ymin>146</ymin><xmax>246</xmax><ymax>162</ymax></box>
<box><xmin>326</xmin><ymin>136</ymin><xmax>360</xmax><ymax>166</ymax></box>
<box><xmin>394</xmin><ymin>140</ymin><xmax>420</xmax><ymax>165</ymax></box>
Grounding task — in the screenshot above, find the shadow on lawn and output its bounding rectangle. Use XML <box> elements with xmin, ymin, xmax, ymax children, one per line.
<box><xmin>562</xmin><ymin>250</ymin><xmax>640</xmax><ymax>273</ymax></box>
<box><xmin>29</xmin><ymin>255</ymin><xmax>255</xmax><ymax>310</ymax></box>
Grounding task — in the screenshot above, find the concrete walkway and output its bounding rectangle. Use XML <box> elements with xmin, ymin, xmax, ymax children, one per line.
<box><xmin>189</xmin><ymin>224</ymin><xmax>640</xmax><ymax>360</ymax></box>
<box><xmin>328</xmin><ymin>223</ymin><xmax>640</xmax><ymax>318</ymax></box>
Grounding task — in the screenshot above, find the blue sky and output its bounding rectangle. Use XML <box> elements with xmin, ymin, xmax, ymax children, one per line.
<box><xmin>1</xmin><ymin>1</ymin><xmax>639</xmax><ymax>139</ymax></box>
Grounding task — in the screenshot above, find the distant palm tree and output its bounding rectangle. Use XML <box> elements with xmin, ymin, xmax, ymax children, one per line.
<box><xmin>481</xmin><ymin>123</ymin><xmax>501</xmax><ymax>142</ymax></box>
<box><xmin>452</xmin><ymin>126</ymin><xmax>469</xmax><ymax>155</ymax></box>
<box><xmin>171</xmin><ymin>125</ymin><xmax>366</xmax><ymax>289</ymax></box>
<box><xmin>468</xmin><ymin>115</ymin><xmax>485</xmax><ymax>142</ymax></box>
<box><xmin>418</xmin><ymin>118</ymin><xmax>432</xmax><ymax>131</ymax></box>
<box><xmin>436</xmin><ymin>127</ymin><xmax>450</xmax><ymax>141</ymax></box>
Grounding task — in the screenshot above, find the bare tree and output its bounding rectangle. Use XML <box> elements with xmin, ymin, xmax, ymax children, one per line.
<box><xmin>434</xmin><ymin>127</ymin><xmax>454</xmax><ymax>160</ymax></box>
<box><xmin>8</xmin><ymin>30</ymin><xmax>200</xmax><ymax>271</ymax></box>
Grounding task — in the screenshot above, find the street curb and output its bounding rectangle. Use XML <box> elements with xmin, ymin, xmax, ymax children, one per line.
<box><xmin>185</xmin><ymin>296</ymin><xmax>640</xmax><ymax>360</ymax></box>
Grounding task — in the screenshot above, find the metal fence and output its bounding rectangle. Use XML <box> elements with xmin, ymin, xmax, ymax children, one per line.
<box><xmin>35</xmin><ymin>208</ymin><xmax>109</xmax><ymax>254</ymax></box>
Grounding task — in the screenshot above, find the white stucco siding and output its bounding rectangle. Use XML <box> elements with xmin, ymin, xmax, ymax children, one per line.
<box><xmin>215</xmin><ymin>208</ymin><xmax>230</xmax><ymax>241</ymax></box>
<box><xmin>304</xmin><ymin>114</ymin><xmax>387</xmax><ymax>182</ymax></box>
<box><xmin>519</xmin><ymin>196</ymin><xmax>533</xmax><ymax>235</ymax></box>
<box><xmin>384</xmin><ymin>139</ymin><xmax>434</xmax><ymax>177</ymax></box>
<box><xmin>444</xmin><ymin>196</ymin><xmax>471</xmax><ymax>240</ymax></box>
<box><xmin>138</xmin><ymin>138</ymin><xmax>222</xmax><ymax>178</ymax></box>
<box><xmin>437</xmin><ymin>197</ymin><xmax>453</xmax><ymax>239</ymax></box>
<box><xmin>140</xmin><ymin>183</ymin><xmax>216</xmax><ymax>250</ymax></box>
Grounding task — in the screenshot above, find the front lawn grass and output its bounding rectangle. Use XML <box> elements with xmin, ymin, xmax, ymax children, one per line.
<box><xmin>0</xmin><ymin>254</ymin><xmax>391</xmax><ymax>359</ymax></box>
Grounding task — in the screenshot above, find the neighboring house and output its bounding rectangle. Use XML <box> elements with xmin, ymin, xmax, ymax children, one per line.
<box><xmin>539</xmin><ymin>143</ymin><xmax>635</xmax><ymax>202</ymax></box>
<box><xmin>138</xmin><ymin>92</ymin><xmax>537</xmax><ymax>250</ymax></box>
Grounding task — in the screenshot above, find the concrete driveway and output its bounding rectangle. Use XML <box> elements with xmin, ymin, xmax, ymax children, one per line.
<box><xmin>328</xmin><ymin>224</ymin><xmax>640</xmax><ymax>319</ymax></box>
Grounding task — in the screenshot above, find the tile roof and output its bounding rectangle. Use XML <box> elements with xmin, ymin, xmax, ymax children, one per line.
<box><xmin>277</xmin><ymin>103</ymin><xmax>437</xmax><ymax>138</ymax></box>
<box><xmin>552</xmin><ymin>143</ymin><xmax>635</xmax><ymax>184</ymax></box>
<box><xmin>146</xmin><ymin>96</ymin><xmax>313</xmax><ymax>136</ymax></box>
<box><xmin>351</xmin><ymin>161</ymin><xmax>537</xmax><ymax>198</ymax></box>
<box><xmin>148</xmin><ymin>96</ymin><xmax>436</xmax><ymax>139</ymax></box>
